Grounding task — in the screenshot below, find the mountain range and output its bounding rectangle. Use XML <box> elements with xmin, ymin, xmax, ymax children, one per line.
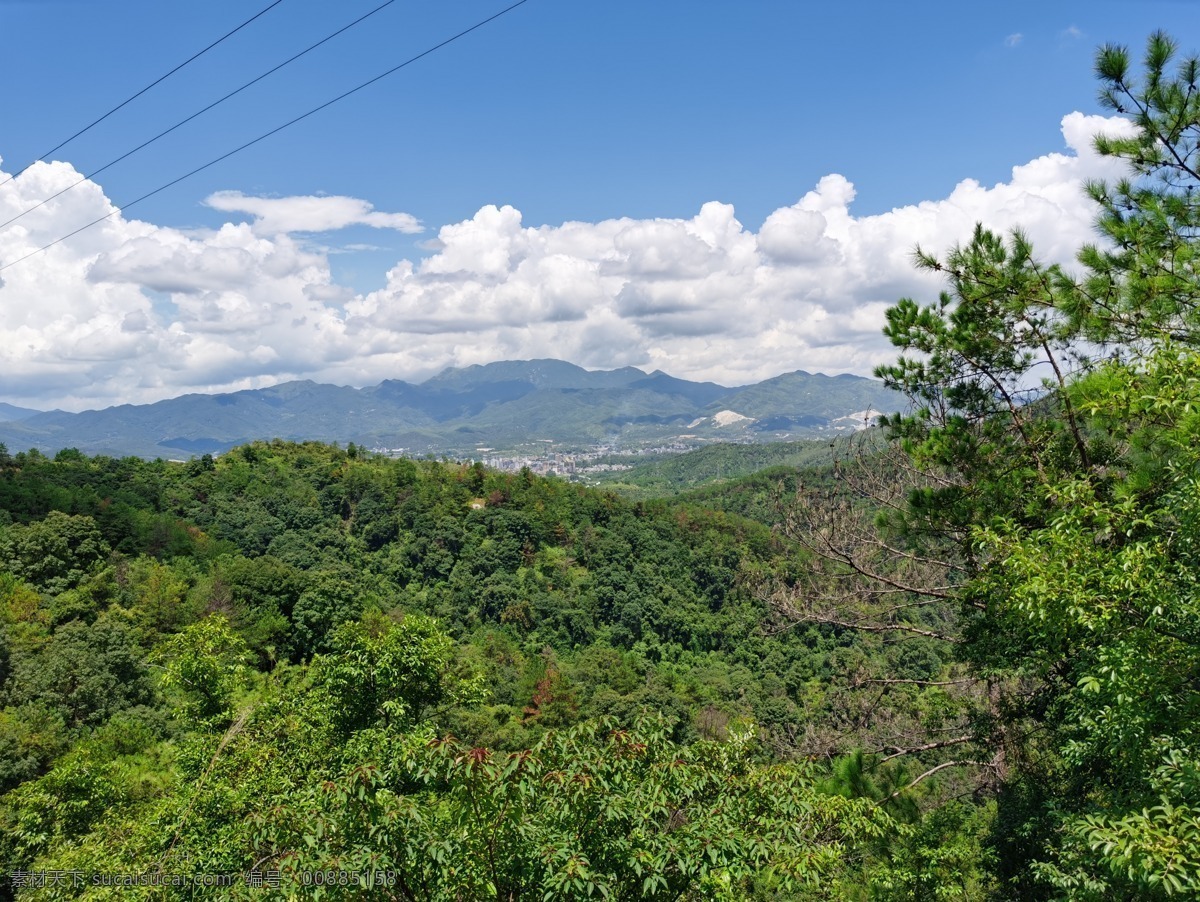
<box><xmin>0</xmin><ymin>359</ymin><xmax>904</xmax><ymax>459</ymax></box>
<box><xmin>0</xmin><ymin>402</ymin><xmax>43</xmax><ymax>423</ymax></box>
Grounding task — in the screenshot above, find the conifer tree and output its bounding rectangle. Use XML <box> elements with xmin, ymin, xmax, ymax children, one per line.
<box><xmin>863</xmin><ymin>31</ymin><xmax>1200</xmax><ymax>896</ymax></box>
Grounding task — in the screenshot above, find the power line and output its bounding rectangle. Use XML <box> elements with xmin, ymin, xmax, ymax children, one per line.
<box><xmin>0</xmin><ymin>0</ymin><xmax>400</xmax><ymax>235</ymax></box>
<box><xmin>0</xmin><ymin>0</ymin><xmax>533</xmax><ymax>275</ymax></box>
<box><xmin>0</xmin><ymin>0</ymin><xmax>287</xmax><ymax>191</ymax></box>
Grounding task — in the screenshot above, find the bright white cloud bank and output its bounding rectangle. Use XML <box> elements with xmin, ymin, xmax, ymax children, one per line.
<box><xmin>0</xmin><ymin>112</ymin><xmax>1136</xmax><ymax>410</ymax></box>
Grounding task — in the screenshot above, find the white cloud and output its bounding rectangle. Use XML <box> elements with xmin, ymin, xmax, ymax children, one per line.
<box><xmin>203</xmin><ymin>191</ymin><xmax>422</xmax><ymax>236</ymax></box>
<box><xmin>1006</xmin><ymin>33</ymin><xmax>1023</xmax><ymax>48</ymax></box>
<box><xmin>0</xmin><ymin>112</ymin><xmax>1137</xmax><ymax>410</ymax></box>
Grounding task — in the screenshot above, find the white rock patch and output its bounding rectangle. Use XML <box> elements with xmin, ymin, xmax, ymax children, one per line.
<box><xmin>711</xmin><ymin>410</ymin><xmax>755</xmax><ymax>427</ymax></box>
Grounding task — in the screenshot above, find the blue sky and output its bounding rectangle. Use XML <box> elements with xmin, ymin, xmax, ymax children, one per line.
<box><xmin>0</xmin><ymin>0</ymin><xmax>1197</xmax><ymax>409</ymax></box>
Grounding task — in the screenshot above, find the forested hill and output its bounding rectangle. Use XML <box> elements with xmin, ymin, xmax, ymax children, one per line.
<box><xmin>594</xmin><ymin>433</ymin><xmax>889</xmax><ymax>500</ymax></box>
<box><xmin>0</xmin><ymin>441</ymin><xmax>967</xmax><ymax>898</ymax></box>
<box><xmin>0</xmin><ymin>441</ymin><xmax>807</xmax><ymax>668</ymax></box>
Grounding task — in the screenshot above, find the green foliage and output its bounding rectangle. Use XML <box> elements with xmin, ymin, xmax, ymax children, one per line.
<box><xmin>854</xmin><ymin>801</ymin><xmax>996</xmax><ymax>901</ymax></box>
<box><xmin>0</xmin><ymin>435</ymin><xmax>929</xmax><ymax>896</ymax></box>
<box><xmin>289</xmin><ymin>568</ymin><xmax>373</xmax><ymax>656</ymax></box>
<box><xmin>313</xmin><ymin>611</ymin><xmax>483</xmax><ymax>733</ymax></box>
<box><xmin>968</xmin><ymin>348</ymin><xmax>1200</xmax><ymax>896</ymax></box>
<box><xmin>0</xmin><ymin>512</ymin><xmax>110</xmax><ymax>596</ymax></box>
<box><xmin>863</xmin><ymin>30</ymin><xmax>1200</xmax><ymax>898</ymax></box>
<box><xmin>0</xmin><ymin>618</ymin><xmax>153</xmax><ymax>729</ymax></box>
<box><xmin>595</xmin><ymin>437</ymin><xmax>852</xmax><ymax>499</ymax></box>
<box><xmin>1080</xmin><ymin>31</ymin><xmax>1200</xmax><ymax>347</ymax></box>
<box><xmin>1073</xmin><ymin>749</ymin><xmax>1200</xmax><ymax>896</ymax></box>
<box><xmin>153</xmin><ymin>615</ymin><xmax>252</xmax><ymax>720</ymax></box>
<box><xmin>250</xmin><ymin>716</ymin><xmax>892</xmax><ymax>901</ymax></box>
<box><xmin>0</xmin><ymin>704</ymin><xmax>69</xmax><ymax>794</ymax></box>
<box><xmin>0</xmin><ymin>599</ymin><xmax>901</xmax><ymax>900</ymax></box>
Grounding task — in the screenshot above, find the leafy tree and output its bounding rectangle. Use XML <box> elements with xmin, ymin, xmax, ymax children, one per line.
<box><xmin>839</xmin><ymin>30</ymin><xmax>1200</xmax><ymax>897</ymax></box>
<box><xmin>1</xmin><ymin>618</ymin><xmax>153</xmax><ymax>729</ymax></box>
<box><xmin>290</xmin><ymin>568</ymin><xmax>375</xmax><ymax>657</ymax></box>
<box><xmin>152</xmin><ymin>615</ymin><xmax>252</xmax><ymax>720</ymax></box>
<box><xmin>1</xmin><ymin>512</ymin><xmax>110</xmax><ymax>595</ymax></box>
<box><xmin>313</xmin><ymin>611</ymin><xmax>483</xmax><ymax>734</ymax></box>
<box><xmin>251</xmin><ymin>716</ymin><xmax>892</xmax><ymax>901</ymax></box>
<box><xmin>0</xmin><ymin>703</ymin><xmax>70</xmax><ymax>794</ymax></box>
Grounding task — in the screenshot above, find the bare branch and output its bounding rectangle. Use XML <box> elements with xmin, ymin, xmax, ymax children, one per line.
<box><xmin>878</xmin><ymin>735</ymin><xmax>975</xmax><ymax>763</ymax></box>
<box><xmin>879</xmin><ymin>759</ymin><xmax>995</xmax><ymax>804</ymax></box>
<box><xmin>760</xmin><ymin>435</ymin><xmax>972</xmax><ymax>648</ymax></box>
<box><xmin>857</xmin><ymin>678</ymin><xmax>979</xmax><ymax>688</ymax></box>
<box><xmin>764</xmin><ymin>591</ymin><xmax>961</xmax><ymax>643</ymax></box>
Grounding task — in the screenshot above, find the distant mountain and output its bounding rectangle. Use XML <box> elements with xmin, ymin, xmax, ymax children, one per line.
<box><xmin>420</xmin><ymin>359</ymin><xmax>647</xmax><ymax>392</ymax></box>
<box><xmin>705</xmin><ymin>370</ymin><xmax>896</xmax><ymax>420</ymax></box>
<box><xmin>0</xmin><ymin>359</ymin><xmax>905</xmax><ymax>458</ymax></box>
<box><xmin>0</xmin><ymin>402</ymin><xmax>42</xmax><ymax>423</ymax></box>
<box><xmin>628</xmin><ymin>372</ymin><xmax>733</xmax><ymax>407</ymax></box>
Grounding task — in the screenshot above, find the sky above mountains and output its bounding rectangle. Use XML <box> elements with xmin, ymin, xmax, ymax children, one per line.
<box><xmin>0</xmin><ymin>1</ymin><xmax>1196</xmax><ymax>411</ymax></box>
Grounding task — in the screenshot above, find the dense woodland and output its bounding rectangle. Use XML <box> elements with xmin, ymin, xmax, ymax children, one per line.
<box><xmin>3</xmin><ymin>32</ymin><xmax>1200</xmax><ymax>900</ymax></box>
<box><xmin>0</xmin><ymin>438</ymin><xmax>960</xmax><ymax>899</ymax></box>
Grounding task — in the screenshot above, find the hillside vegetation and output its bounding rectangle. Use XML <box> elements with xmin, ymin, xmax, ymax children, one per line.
<box><xmin>593</xmin><ymin>437</ymin><xmax>858</xmax><ymax>500</ymax></box>
<box><xmin>0</xmin><ymin>441</ymin><xmax>965</xmax><ymax>899</ymax></box>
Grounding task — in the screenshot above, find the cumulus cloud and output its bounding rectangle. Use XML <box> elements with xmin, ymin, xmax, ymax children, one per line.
<box><xmin>204</xmin><ymin>191</ymin><xmax>422</xmax><ymax>236</ymax></box>
<box><xmin>0</xmin><ymin>112</ymin><xmax>1137</xmax><ymax>410</ymax></box>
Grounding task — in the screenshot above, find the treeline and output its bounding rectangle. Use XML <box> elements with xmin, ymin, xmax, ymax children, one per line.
<box><xmin>0</xmin><ymin>440</ymin><xmax>835</xmax><ymax>738</ymax></box>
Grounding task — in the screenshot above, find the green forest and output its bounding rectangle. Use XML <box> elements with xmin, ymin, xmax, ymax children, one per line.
<box><xmin>3</xmin><ymin>33</ymin><xmax>1200</xmax><ymax>899</ymax></box>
